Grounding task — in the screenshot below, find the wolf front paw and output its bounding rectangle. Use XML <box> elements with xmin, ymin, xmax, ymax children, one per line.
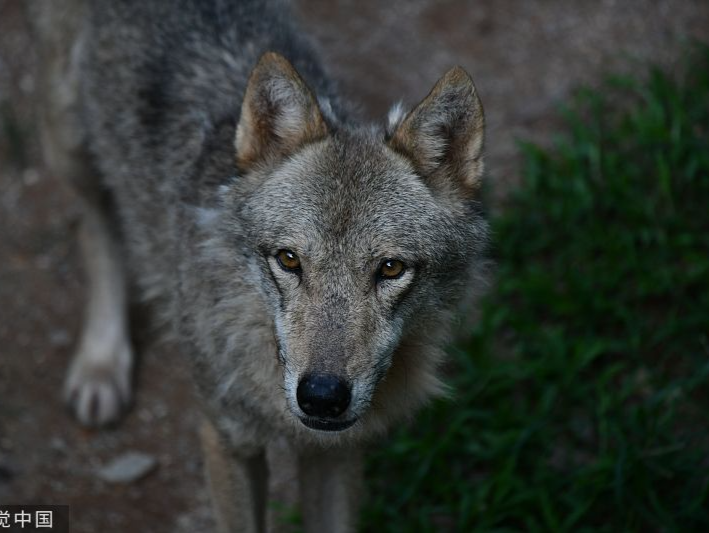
<box><xmin>63</xmin><ymin>340</ymin><xmax>133</xmax><ymax>427</ymax></box>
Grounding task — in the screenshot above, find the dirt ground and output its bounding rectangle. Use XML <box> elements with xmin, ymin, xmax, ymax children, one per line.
<box><xmin>1</xmin><ymin>1</ymin><xmax>707</xmax><ymax>531</ymax></box>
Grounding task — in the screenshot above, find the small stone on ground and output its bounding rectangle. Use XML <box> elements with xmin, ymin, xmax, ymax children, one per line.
<box><xmin>97</xmin><ymin>452</ymin><xmax>157</xmax><ymax>484</ymax></box>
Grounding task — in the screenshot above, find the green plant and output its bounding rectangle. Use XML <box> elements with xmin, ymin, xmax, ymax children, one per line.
<box><xmin>362</xmin><ymin>45</ymin><xmax>709</xmax><ymax>532</ymax></box>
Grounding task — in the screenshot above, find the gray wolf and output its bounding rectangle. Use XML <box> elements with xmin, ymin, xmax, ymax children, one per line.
<box><xmin>29</xmin><ymin>0</ymin><xmax>487</xmax><ymax>530</ymax></box>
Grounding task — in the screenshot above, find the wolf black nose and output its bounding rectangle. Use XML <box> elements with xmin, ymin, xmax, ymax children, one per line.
<box><xmin>297</xmin><ymin>373</ymin><xmax>351</xmax><ymax>418</ymax></box>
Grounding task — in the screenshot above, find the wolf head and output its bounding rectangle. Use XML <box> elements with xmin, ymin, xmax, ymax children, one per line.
<box><xmin>221</xmin><ymin>53</ymin><xmax>487</xmax><ymax>435</ymax></box>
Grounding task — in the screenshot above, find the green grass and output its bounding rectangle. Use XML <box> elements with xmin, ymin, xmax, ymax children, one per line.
<box><xmin>361</xmin><ymin>45</ymin><xmax>709</xmax><ymax>532</ymax></box>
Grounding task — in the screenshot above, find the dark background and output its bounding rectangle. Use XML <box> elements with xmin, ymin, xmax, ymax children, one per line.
<box><xmin>1</xmin><ymin>1</ymin><xmax>708</xmax><ymax>531</ymax></box>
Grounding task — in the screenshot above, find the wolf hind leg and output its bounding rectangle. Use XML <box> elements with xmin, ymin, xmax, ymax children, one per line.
<box><xmin>298</xmin><ymin>447</ymin><xmax>364</xmax><ymax>533</ymax></box>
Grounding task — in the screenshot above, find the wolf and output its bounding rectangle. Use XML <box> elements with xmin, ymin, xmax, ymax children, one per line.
<box><xmin>29</xmin><ymin>0</ymin><xmax>488</xmax><ymax>531</ymax></box>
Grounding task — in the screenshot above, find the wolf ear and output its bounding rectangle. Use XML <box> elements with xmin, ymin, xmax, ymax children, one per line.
<box><xmin>235</xmin><ymin>52</ymin><xmax>328</xmax><ymax>171</ymax></box>
<box><xmin>388</xmin><ymin>67</ymin><xmax>485</xmax><ymax>196</ymax></box>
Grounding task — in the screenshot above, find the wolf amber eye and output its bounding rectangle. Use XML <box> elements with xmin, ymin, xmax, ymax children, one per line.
<box><xmin>378</xmin><ymin>259</ymin><xmax>405</xmax><ymax>280</ymax></box>
<box><xmin>276</xmin><ymin>249</ymin><xmax>301</xmax><ymax>272</ymax></box>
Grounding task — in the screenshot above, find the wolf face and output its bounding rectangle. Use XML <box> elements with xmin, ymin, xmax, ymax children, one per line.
<box><xmin>222</xmin><ymin>53</ymin><xmax>486</xmax><ymax>433</ymax></box>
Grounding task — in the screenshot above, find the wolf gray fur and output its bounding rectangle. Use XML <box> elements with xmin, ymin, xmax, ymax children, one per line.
<box><xmin>29</xmin><ymin>0</ymin><xmax>488</xmax><ymax>531</ymax></box>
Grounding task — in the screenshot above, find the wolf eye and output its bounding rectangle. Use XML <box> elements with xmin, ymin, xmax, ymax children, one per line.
<box><xmin>378</xmin><ymin>259</ymin><xmax>406</xmax><ymax>280</ymax></box>
<box><xmin>276</xmin><ymin>249</ymin><xmax>301</xmax><ymax>272</ymax></box>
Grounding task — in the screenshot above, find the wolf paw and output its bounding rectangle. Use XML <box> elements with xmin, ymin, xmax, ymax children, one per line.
<box><xmin>64</xmin><ymin>340</ymin><xmax>133</xmax><ymax>427</ymax></box>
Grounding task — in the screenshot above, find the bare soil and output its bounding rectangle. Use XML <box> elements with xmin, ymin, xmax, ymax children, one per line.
<box><xmin>1</xmin><ymin>1</ymin><xmax>707</xmax><ymax>531</ymax></box>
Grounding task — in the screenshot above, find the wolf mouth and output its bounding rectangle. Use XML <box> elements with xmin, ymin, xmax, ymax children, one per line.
<box><xmin>299</xmin><ymin>416</ymin><xmax>358</xmax><ymax>432</ymax></box>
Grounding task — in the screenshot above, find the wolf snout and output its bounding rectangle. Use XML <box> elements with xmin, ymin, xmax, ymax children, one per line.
<box><xmin>297</xmin><ymin>373</ymin><xmax>351</xmax><ymax>419</ymax></box>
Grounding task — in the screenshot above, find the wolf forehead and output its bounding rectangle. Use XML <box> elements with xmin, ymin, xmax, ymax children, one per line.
<box><xmin>235</xmin><ymin>132</ymin><xmax>477</xmax><ymax>256</ymax></box>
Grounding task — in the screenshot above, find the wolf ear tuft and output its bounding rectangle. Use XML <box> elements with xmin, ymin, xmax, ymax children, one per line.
<box><xmin>235</xmin><ymin>52</ymin><xmax>328</xmax><ymax>171</ymax></box>
<box><xmin>388</xmin><ymin>67</ymin><xmax>485</xmax><ymax>196</ymax></box>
